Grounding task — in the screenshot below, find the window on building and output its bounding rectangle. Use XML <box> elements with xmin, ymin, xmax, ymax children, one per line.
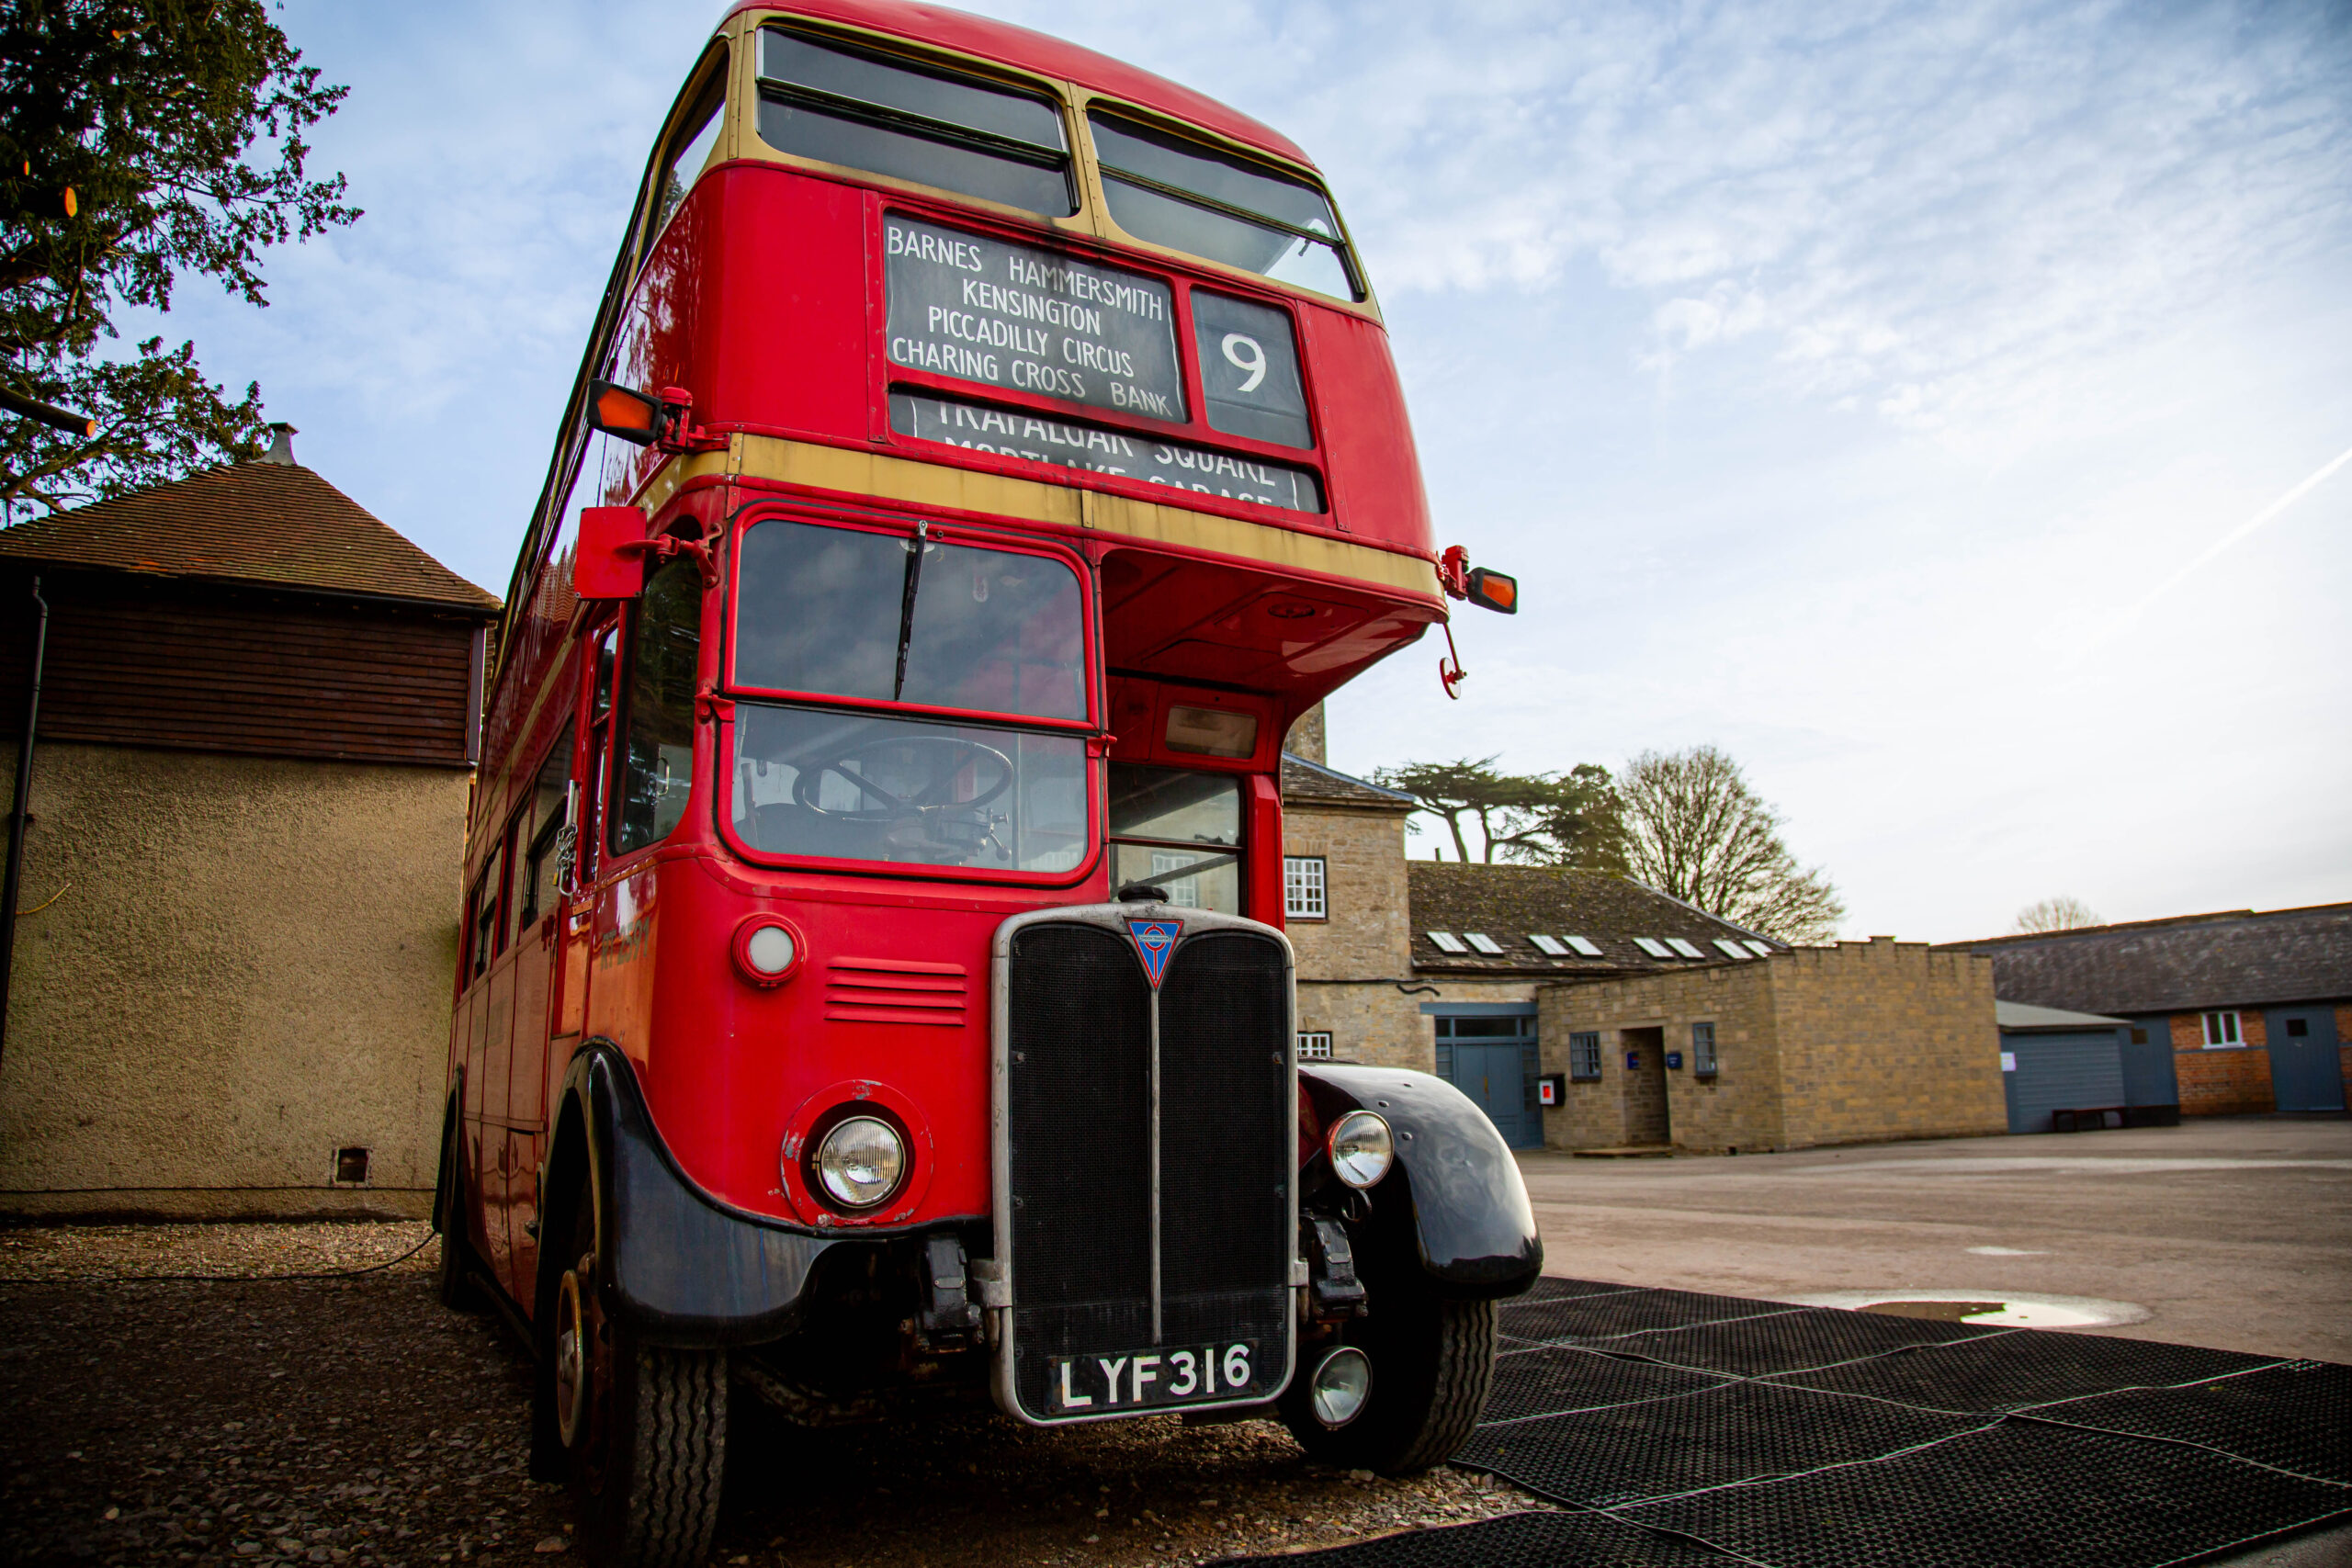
<box><xmin>1742</xmin><ymin>940</ymin><xmax>1773</xmax><ymax>958</ymax></box>
<box><xmin>2130</xmin><ymin>1026</ymin><xmax>2150</xmax><ymax>1045</ymax></box>
<box><xmin>1568</xmin><ymin>1031</ymin><xmax>1602</xmax><ymax>1080</ymax></box>
<box><xmin>1666</xmin><ymin>938</ymin><xmax>1706</xmax><ymax>960</ymax></box>
<box><xmin>1713</xmin><ymin>939</ymin><xmax>1749</xmax><ymax>960</ymax></box>
<box><xmin>1633</xmin><ymin>937</ymin><xmax>1671</xmax><ymax>959</ymax></box>
<box><xmin>1465</xmin><ymin>932</ymin><xmax>1505</xmax><ymax>954</ymax></box>
<box><xmin>1297</xmin><ymin>1031</ymin><xmax>1333</xmax><ymax>1060</ymax></box>
<box><xmin>1566</xmin><ymin>935</ymin><xmax>1603</xmax><ymax>958</ymax></box>
<box><xmin>1692</xmin><ymin>1021</ymin><xmax>1718</xmax><ymax>1076</ymax></box>
<box><xmin>2285</xmin><ymin>1018</ymin><xmax>2309</xmax><ymax>1038</ymax></box>
<box><xmin>1426</xmin><ymin>931</ymin><xmax>1468</xmax><ymax>953</ymax></box>
<box><xmin>1529</xmin><ymin>934</ymin><xmax>1566</xmax><ymax>956</ymax></box>
<box><xmin>2202</xmin><ymin>1010</ymin><xmax>2242</xmax><ymax>1048</ymax></box>
<box><xmin>1283</xmin><ymin>855</ymin><xmax>1327</xmax><ymax>919</ymax></box>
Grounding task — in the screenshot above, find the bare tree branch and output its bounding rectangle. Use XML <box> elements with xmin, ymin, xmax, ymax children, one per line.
<box><xmin>1618</xmin><ymin>746</ymin><xmax>1845</xmax><ymax>943</ymax></box>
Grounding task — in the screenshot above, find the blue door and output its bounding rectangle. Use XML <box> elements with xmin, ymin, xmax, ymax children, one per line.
<box><xmin>2265</xmin><ymin>1008</ymin><xmax>2346</xmax><ymax>1111</ymax></box>
<box><xmin>1436</xmin><ymin>1013</ymin><xmax>1539</xmax><ymax>1149</ymax></box>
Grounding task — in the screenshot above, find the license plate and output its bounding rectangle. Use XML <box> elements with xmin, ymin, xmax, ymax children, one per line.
<box><xmin>1050</xmin><ymin>1341</ymin><xmax>1261</xmax><ymax>1412</ymax></box>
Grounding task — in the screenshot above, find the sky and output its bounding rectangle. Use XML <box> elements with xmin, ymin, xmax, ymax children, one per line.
<box><xmin>113</xmin><ymin>0</ymin><xmax>2352</xmax><ymax>942</ymax></box>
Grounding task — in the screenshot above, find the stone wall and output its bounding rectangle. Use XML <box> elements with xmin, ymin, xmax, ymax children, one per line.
<box><xmin>1284</xmin><ymin>800</ymin><xmax>1422</xmax><ymax>1067</ymax></box>
<box><xmin>1</xmin><ymin>742</ymin><xmax>466</xmax><ymax>1218</ymax></box>
<box><xmin>1537</xmin><ymin>940</ymin><xmax>2003</xmax><ymax>1153</ymax></box>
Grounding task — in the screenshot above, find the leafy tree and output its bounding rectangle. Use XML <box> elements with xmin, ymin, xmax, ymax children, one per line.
<box><xmin>2012</xmin><ymin>895</ymin><xmax>2102</xmax><ymax>933</ymax></box>
<box><xmin>1374</xmin><ymin>756</ymin><xmax>1627</xmax><ymax>872</ymax></box>
<box><xmin>1617</xmin><ymin>745</ymin><xmax>1844</xmax><ymax>943</ymax></box>
<box><xmin>1</xmin><ymin>0</ymin><xmax>356</xmax><ymax>515</ymax></box>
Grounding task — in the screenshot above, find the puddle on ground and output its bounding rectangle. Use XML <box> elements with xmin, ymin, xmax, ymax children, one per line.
<box><xmin>1788</xmin><ymin>1289</ymin><xmax>2149</xmax><ymax>1328</ymax></box>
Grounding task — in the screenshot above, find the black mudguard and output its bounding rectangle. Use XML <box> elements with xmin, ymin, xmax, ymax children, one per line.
<box><xmin>561</xmin><ymin>1044</ymin><xmax>837</xmax><ymax>1348</ymax></box>
<box><xmin>1300</xmin><ymin>1063</ymin><xmax>1543</xmax><ymax>1297</ymax></box>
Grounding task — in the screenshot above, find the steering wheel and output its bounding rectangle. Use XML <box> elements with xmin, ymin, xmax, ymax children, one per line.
<box><xmin>791</xmin><ymin>735</ymin><xmax>1014</xmax><ymax>819</ymax></box>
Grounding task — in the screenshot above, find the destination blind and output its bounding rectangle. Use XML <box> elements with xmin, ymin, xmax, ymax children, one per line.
<box><xmin>889</xmin><ymin>390</ymin><xmax>1322</xmax><ymax>513</ymax></box>
<box><xmin>885</xmin><ymin>216</ymin><xmax>1187</xmax><ymax>423</ymax></box>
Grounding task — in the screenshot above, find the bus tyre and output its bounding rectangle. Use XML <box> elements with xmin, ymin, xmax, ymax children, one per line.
<box><xmin>1279</xmin><ymin>1281</ymin><xmax>1496</xmax><ymax>1476</ymax></box>
<box><xmin>434</xmin><ymin>1122</ymin><xmax>484</xmax><ymax>1314</ymax></box>
<box><xmin>559</xmin><ymin>1200</ymin><xmax>726</xmax><ymax>1567</ymax></box>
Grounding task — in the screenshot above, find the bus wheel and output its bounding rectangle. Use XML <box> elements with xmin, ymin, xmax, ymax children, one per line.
<box><xmin>434</xmin><ymin>1119</ymin><xmax>483</xmax><ymax>1314</ymax></box>
<box><xmin>556</xmin><ymin>1190</ymin><xmax>726</xmax><ymax>1568</ymax></box>
<box><xmin>1278</xmin><ymin>1274</ymin><xmax>1496</xmax><ymax>1476</ymax></box>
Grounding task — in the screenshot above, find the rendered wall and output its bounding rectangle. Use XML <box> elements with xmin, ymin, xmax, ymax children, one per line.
<box><xmin>0</xmin><ymin>742</ymin><xmax>465</xmax><ymax>1218</ymax></box>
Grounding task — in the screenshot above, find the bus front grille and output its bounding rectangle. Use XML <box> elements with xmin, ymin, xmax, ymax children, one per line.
<box><xmin>1001</xmin><ymin>917</ymin><xmax>1294</xmax><ymax>1423</ymax></box>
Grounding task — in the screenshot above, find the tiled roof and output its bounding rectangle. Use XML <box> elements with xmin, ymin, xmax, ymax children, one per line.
<box><xmin>0</xmin><ymin>460</ymin><xmax>500</xmax><ymax>613</ymax></box>
<box><xmin>1280</xmin><ymin>753</ymin><xmax>1416</xmax><ymax>809</ymax></box>
<box><xmin>1940</xmin><ymin>903</ymin><xmax>2352</xmax><ymax>1014</ymax></box>
<box><xmin>1405</xmin><ymin>862</ymin><xmax>1783</xmax><ymax>976</ymax></box>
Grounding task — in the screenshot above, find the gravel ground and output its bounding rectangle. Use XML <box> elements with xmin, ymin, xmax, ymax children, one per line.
<box><xmin>0</xmin><ymin>1223</ymin><xmax>1545</xmax><ymax>1567</ymax></box>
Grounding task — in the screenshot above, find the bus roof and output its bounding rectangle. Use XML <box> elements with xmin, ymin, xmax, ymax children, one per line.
<box><xmin>720</xmin><ymin>0</ymin><xmax>1315</xmax><ymax>169</ymax></box>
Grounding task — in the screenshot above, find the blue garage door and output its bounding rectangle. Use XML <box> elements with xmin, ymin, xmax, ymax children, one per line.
<box><xmin>1434</xmin><ymin>1010</ymin><xmax>1541</xmax><ymax>1149</ymax></box>
<box><xmin>2003</xmin><ymin>1030</ymin><xmax>2126</xmax><ymax>1134</ymax></box>
<box><xmin>2264</xmin><ymin>1008</ymin><xmax>2346</xmax><ymax>1112</ymax></box>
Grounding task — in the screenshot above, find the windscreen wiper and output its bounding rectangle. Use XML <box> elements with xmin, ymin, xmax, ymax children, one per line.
<box><xmin>892</xmin><ymin>520</ymin><xmax>929</xmax><ymax>701</ymax></box>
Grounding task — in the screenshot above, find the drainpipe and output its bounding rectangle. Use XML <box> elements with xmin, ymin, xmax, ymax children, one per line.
<box><xmin>0</xmin><ymin>573</ymin><xmax>49</xmax><ymax>1074</ymax></box>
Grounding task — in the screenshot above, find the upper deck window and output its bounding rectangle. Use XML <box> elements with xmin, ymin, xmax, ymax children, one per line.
<box><xmin>756</xmin><ymin>28</ymin><xmax>1075</xmax><ymax>217</ymax></box>
<box><xmin>650</xmin><ymin>67</ymin><xmax>727</xmax><ymax>243</ymax></box>
<box><xmin>1087</xmin><ymin>112</ymin><xmax>1357</xmax><ymax>301</ymax></box>
<box><xmin>733</xmin><ymin>518</ymin><xmax>1085</xmax><ymax>722</ymax></box>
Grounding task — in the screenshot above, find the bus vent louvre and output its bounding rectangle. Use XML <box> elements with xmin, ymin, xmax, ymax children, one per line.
<box><xmin>826</xmin><ymin>959</ymin><xmax>967</xmax><ymax>1026</ymax></box>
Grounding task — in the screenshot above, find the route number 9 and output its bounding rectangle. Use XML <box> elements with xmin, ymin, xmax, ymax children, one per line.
<box><xmin>1221</xmin><ymin>333</ymin><xmax>1267</xmax><ymax>393</ymax></box>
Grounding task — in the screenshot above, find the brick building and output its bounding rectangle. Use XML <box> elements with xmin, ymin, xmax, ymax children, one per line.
<box><xmin>1945</xmin><ymin>905</ymin><xmax>2351</xmax><ymax>1117</ymax></box>
<box><xmin>1276</xmin><ymin>712</ymin><xmax>2005</xmax><ymax>1153</ymax></box>
<box><xmin>0</xmin><ymin>432</ymin><xmax>500</xmax><ymax>1218</ymax></box>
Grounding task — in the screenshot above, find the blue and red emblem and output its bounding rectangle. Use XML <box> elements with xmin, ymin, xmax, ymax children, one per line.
<box><xmin>1126</xmin><ymin>918</ymin><xmax>1182</xmax><ymax>988</ymax></box>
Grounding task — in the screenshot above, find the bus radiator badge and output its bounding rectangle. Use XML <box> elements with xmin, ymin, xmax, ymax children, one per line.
<box><xmin>1126</xmin><ymin>919</ymin><xmax>1182</xmax><ymax>988</ymax></box>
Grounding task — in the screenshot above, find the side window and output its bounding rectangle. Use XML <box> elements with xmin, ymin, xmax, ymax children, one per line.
<box><xmin>611</xmin><ymin>559</ymin><xmax>704</xmax><ymax>855</ymax></box>
<box><xmin>1691</xmin><ymin>1021</ymin><xmax>1718</xmax><ymax>1077</ymax></box>
<box><xmin>515</xmin><ymin>722</ymin><xmax>576</xmax><ymax>932</ymax></box>
<box><xmin>467</xmin><ymin>842</ymin><xmax>505</xmax><ymax>983</ymax></box>
<box><xmin>1296</xmin><ymin>1031</ymin><xmax>1333</xmax><ymax>1061</ymax></box>
<box><xmin>1569</xmin><ymin>1031</ymin><xmax>1602</xmax><ymax>1081</ymax></box>
<box><xmin>1108</xmin><ymin>764</ymin><xmax>1241</xmax><ymax>914</ymax></box>
<box><xmin>649</xmin><ymin>59</ymin><xmax>728</xmax><ymax>247</ymax></box>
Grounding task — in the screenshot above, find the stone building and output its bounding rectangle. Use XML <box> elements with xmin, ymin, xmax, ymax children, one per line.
<box><xmin>1944</xmin><ymin>905</ymin><xmax>2350</xmax><ymax>1117</ymax></box>
<box><xmin>0</xmin><ymin>431</ymin><xmax>499</xmax><ymax>1219</ymax></box>
<box><xmin>1278</xmin><ymin>715</ymin><xmax>2006</xmax><ymax>1154</ymax></box>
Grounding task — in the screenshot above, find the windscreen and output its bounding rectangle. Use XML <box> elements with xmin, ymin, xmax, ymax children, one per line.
<box><xmin>1088</xmin><ymin>112</ymin><xmax>1356</xmax><ymax>300</ymax></box>
<box><xmin>733</xmin><ymin>519</ymin><xmax>1086</xmax><ymax>721</ymax></box>
<box><xmin>731</xmin><ymin>705</ymin><xmax>1086</xmax><ymax>873</ymax></box>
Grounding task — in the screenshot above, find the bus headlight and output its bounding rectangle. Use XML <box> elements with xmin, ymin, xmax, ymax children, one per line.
<box><xmin>1327</xmin><ymin>1111</ymin><xmax>1393</xmax><ymax>1190</ymax></box>
<box><xmin>1308</xmin><ymin>1346</ymin><xmax>1373</xmax><ymax>1427</ymax></box>
<box><xmin>812</xmin><ymin>1115</ymin><xmax>906</xmax><ymax>1209</ymax></box>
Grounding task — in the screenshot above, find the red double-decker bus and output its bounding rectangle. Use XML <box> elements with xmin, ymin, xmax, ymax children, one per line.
<box><xmin>436</xmin><ymin>4</ymin><xmax>1534</xmax><ymax>1562</ymax></box>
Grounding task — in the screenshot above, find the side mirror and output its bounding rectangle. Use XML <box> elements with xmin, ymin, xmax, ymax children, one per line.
<box><xmin>1464</xmin><ymin>568</ymin><xmax>1518</xmax><ymax>615</ymax></box>
<box><xmin>587</xmin><ymin>379</ymin><xmax>668</xmax><ymax>446</ymax></box>
<box><xmin>575</xmin><ymin>506</ymin><xmax>647</xmax><ymax>600</ymax></box>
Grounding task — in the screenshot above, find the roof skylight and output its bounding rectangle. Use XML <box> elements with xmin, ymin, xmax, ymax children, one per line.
<box><xmin>1666</xmin><ymin>938</ymin><xmax>1706</xmax><ymax>960</ymax></box>
<box><xmin>1528</xmin><ymin>934</ymin><xmax>1567</xmax><ymax>956</ymax></box>
<box><xmin>1427</xmin><ymin>931</ymin><xmax>1468</xmax><ymax>953</ymax></box>
<box><xmin>1743</xmin><ymin>940</ymin><xmax>1774</xmax><ymax>958</ymax></box>
<box><xmin>1713</xmin><ymin>939</ymin><xmax>1750</xmax><ymax>959</ymax></box>
<box><xmin>1566</xmin><ymin>935</ymin><xmax>1602</xmax><ymax>958</ymax></box>
<box><xmin>1633</xmin><ymin>937</ymin><xmax>1671</xmax><ymax>959</ymax></box>
<box><xmin>1465</xmin><ymin>932</ymin><xmax>1505</xmax><ymax>954</ymax></box>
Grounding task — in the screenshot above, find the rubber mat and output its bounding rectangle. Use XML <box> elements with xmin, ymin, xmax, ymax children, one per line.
<box><xmin>1765</xmin><ymin>1325</ymin><xmax>2282</xmax><ymax>1413</ymax></box>
<box><xmin>2018</xmin><ymin>1360</ymin><xmax>2352</xmax><ymax>1484</ymax></box>
<box><xmin>1484</xmin><ymin>1343</ymin><xmax>1728</xmax><ymax>1423</ymax></box>
<box><xmin>1619</xmin><ymin>1421</ymin><xmax>2352</xmax><ymax>1568</ymax></box>
<box><xmin>1589</xmin><ymin>1305</ymin><xmax>2007</xmax><ymax>1378</ymax></box>
<box><xmin>1462</xmin><ymin>1380</ymin><xmax>1987</xmax><ymax>1507</ymax></box>
<box><xmin>1499</xmin><ymin>1287</ymin><xmax>1800</xmax><ymax>1347</ymax></box>
<box><xmin>1212</xmin><ymin>1280</ymin><xmax>2351</xmax><ymax>1568</ymax></box>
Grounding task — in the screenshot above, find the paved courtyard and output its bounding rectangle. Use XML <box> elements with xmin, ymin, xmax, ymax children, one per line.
<box><xmin>1517</xmin><ymin>1113</ymin><xmax>2352</xmax><ymax>1363</ymax></box>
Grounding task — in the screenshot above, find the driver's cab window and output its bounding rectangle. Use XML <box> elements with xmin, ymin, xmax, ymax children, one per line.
<box><xmin>611</xmin><ymin>558</ymin><xmax>703</xmax><ymax>855</ymax></box>
<box><xmin>1108</xmin><ymin>765</ymin><xmax>1241</xmax><ymax>913</ymax></box>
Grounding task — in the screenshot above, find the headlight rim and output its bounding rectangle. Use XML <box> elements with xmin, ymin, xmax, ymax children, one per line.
<box><xmin>1327</xmin><ymin>1109</ymin><xmax>1394</xmax><ymax>1190</ymax></box>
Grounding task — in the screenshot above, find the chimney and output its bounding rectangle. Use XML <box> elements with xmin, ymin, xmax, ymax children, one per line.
<box><xmin>256</xmin><ymin>423</ymin><xmax>300</xmax><ymax>466</ymax></box>
<box><xmin>1283</xmin><ymin>701</ymin><xmax>1327</xmax><ymax>764</ymax></box>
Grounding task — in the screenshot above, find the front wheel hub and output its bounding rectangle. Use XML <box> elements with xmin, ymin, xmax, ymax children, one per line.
<box><xmin>555</xmin><ymin>1268</ymin><xmax>590</xmax><ymax>1447</ymax></box>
